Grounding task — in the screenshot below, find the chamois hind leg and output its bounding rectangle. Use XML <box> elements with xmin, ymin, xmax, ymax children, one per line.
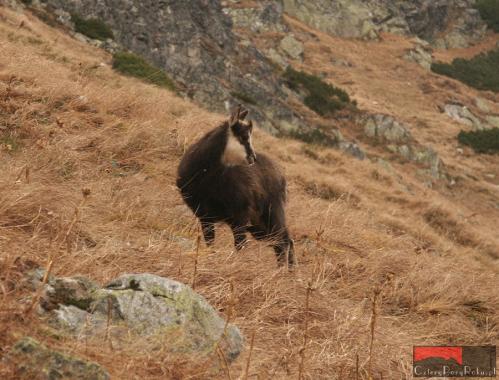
<box><xmin>264</xmin><ymin>204</ymin><xmax>295</xmax><ymax>267</ymax></box>
<box><xmin>200</xmin><ymin>217</ymin><xmax>215</xmax><ymax>246</ymax></box>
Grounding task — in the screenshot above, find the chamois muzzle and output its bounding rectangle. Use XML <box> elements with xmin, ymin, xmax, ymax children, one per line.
<box><xmin>247</xmin><ymin>151</ymin><xmax>257</xmax><ymax>166</ymax></box>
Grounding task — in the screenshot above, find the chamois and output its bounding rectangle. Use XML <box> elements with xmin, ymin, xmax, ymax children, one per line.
<box><xmin>176</xmin><ymin>106</ymin><xmax>295</xmax><ymax>267</ymax></box>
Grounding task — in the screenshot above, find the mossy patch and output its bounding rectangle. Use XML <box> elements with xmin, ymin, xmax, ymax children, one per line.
<box><xmin>112</xmin><ymin>52</ymin><xmax>175</xmax><ymax>90</ymax></box>
<box><xmin>71</xmin><ymin>13</ymin><xmax>114</xmax><ymax>41</ymax></box>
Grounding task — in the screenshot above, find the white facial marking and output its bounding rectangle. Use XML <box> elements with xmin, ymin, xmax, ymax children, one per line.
<box><xmin>222</xmin><ymin>129</ymin><xmax>247</xmax><ymax>166</ymax></box>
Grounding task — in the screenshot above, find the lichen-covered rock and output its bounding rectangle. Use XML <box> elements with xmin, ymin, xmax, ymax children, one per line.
<box><xmin>486</xmin><ymin>116</ymin><xmax>499</xmax><ymax>129</ymax></box>
<box><xmin>279</xmin><ymin>35</ymin><xmax>304</xmax><ymax>60</ymax></box>
<box><xmin>7</xmin><ymin>337</ymin><xmax>110</xmax><ymax>380</ymax></box>
<box><xmin>223</xmin><ymin>2</ymin><xmax>287</xmax><ymax>33</ymax></box>
<box><xmin>364</xmin><ymin>114</ymin><xmax>412</xmax><ymax>143</ymax></box>
<box><xmin>363</xmin><ymin>114</ymin><xmax>444</xmax><ymax>179</ymax></box>
<box><xmin>444</xmin><ymin>103</ymin><xmax>484</xmax><ymax>130</ymax></box>
<box><xmin>282</xmin><ymin>0</ymin><xmax>381</xmax><ymax>39</ymax></box>
<box><xmin>475</xmin><ymin>97</ymin><xmax>490</xmax><ymax>113</ymax></box>
<box><xmin>266</xmin><ymin>48</ymin><xmax>288</xmax><ymax>68</ymax></box>
<box><xmin>42</xmin><ymin>276</ymin><xmax>99</xmax><ymax>311</ymax></box>
<box><xmin>282</xmin><ymin>0</ymin><xmax>486</xmax><ymax>48</ymax></box>
<box><xmin>404</xmin><ymin>38</ymin><xmax>433</xmax><ymax>70</ymax></box>
<box><xmin>40</xmin><ymin>273</ymin><xmax>243</xmax><ymax>362</ymax></box>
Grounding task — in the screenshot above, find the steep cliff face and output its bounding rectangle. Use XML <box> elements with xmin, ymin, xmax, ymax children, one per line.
<box><xmin>282</xmin><ymin>0</ymin><xmax>487</xmax><ymax>48</ymax></box>
<box><xmin>43</xmin><ymin>0</ymin><xmax>304</xmax><ymax>134</ymax></box>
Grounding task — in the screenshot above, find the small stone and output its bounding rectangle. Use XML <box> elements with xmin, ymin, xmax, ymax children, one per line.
<box><xmin>486</xmin><ymin>116</ymin><xmax>499</xmax><ymax>128</ymax></box>
<box><xmin>475</xmin><ymin>97</ymin><xmax>490</xmax><ymax>113</ymax></box>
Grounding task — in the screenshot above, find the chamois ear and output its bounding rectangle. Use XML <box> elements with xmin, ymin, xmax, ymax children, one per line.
<box><xmin>229</xmin><ymin>104</ymin><xmax>242</xmax><ymax>127</ymax></box>
<box><xmin>239</xmin><ymin>109</ymin><xmax>249</xmax><ymax>121</ymax></box>
<box><xmin>247</xmin><ymin>120</ymin><xmax>253</xmax><ymax>131</ymax></box>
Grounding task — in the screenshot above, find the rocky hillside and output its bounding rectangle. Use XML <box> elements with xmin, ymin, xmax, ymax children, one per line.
<box><xmin>0</xmin><ymin>1</ymin><xmax>498</xmax><ymax>379</ymax></box>
<box><xmin>21</xmin><ymin>0</ymin><xmax>492</xmax><ymax>139</ymax></box>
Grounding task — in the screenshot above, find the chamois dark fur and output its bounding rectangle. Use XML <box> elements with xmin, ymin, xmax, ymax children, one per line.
<box><xmin>176</xmin><ymin>107</ymin><xmax>295</xmax><ymax>266</ymax></box>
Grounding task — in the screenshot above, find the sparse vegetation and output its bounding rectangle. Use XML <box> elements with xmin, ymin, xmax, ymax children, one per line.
<box><xmin>0</xmin><ymin>135</ymin><xmax>21</xmax><ymax>153</ymax></box>
<box><xmin>287</xmin><ymin>128</ymin><xmax>339</xmax><ymax>146</ymax></box>
<box><xmin>431</xmin><ymin>49</ymin><xmax>499</xmax><ymax>92</ymax></box>
<box><xmin>71</xmin><ymin>13</ymin><xmax>114</xmax><ymax>41</ymax></box>
<box><xmin>458</xmin><ymin>127</ymin><xmax>499</xmax><ymax>154</ymax></box>
<box><xmin>476</xmin><ymin>0</ymin><xmax>499</xmax><ymax>32</ymax></box>
<box><xmin>282</xmin><ymin>67</ymin><xmax>353</xmax><ymax>116</ymax></box>
<box><xmin>112</xmin><ymin>52</ymin><xmax>175</xmax><ymax>90</ymax></box>
<box><xmin>230</xmin><ymin>91</ymin><xmax>257</xmax><ymax>105</ymax></box>
<box><xmin>302</xmin><ymin>179</ymin><xmax>359</xmax><ymax>204</ymax></box>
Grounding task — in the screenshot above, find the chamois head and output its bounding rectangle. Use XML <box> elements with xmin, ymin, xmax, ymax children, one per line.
<box><xmin>223</xmin><ymin>105</ymin><xmax>257</xmax><ymax>166</ymax></box>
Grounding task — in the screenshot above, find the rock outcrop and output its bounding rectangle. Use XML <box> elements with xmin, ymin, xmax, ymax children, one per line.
<box><xmin>42</xmin><ymin>0</ymin><xmax>306</xmax><ymax>134</ymax></box>
<box><xmin>6</xmin><ymin>337</ymin><xmax>110</xmax><ymax>380</ymax></box>
<box><xmin>404</xmin><ymin>38</ymin><xmax>433</xmax><ymax>70</ymax></box>
<box><xmin>36</xmin><ymin>272</ymin><xmax>243</xmax><ymax>362</ymax></box>
<box><xmin>282</xmin><ymin>0</ymin><xmax>487</xmax><ymax>48</ymax></box>
<box><xmin>444</xmin><ymin>103</ymin><xmax>485</xmax><ymax>130</ymax></box>
<box><xmin>363</xmin><ymin>114</ymin><xmax>444</xmax><ymax>179</ymax></box>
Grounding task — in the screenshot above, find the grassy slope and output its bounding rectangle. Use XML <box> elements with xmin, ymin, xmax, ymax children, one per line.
<box><xmin>0</xmin><ymin>6</ymin><xmax>498</xmax><ymax>380</ymax></box>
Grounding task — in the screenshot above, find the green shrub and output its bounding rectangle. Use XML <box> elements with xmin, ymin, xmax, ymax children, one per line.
<box><xmin>431</xmin><ymin>49</ymin><xmax>499</xmax><ymax>92</ymax></box>
<box><xmin>476</xmin><ymin>0</ymin><xmax>499</xmax><ymax>32</ymax></box>
<box><xmin>112</xmin><ymin>52</ymin><xmax>175</xmax><ymax>90</ymax></box>
<box><xmin>71</xmin><ymin>13</ymin><xmax>114</xmax><ymax>41</ymax></box>
<box><xmin>230</xmin><ymin>91</ymin><xmax>257</xmax><ymax>105</ymax></box>
<box><xmin>458</xmin><ymin>128</ymin><xmax>499</xmax><ymax>154</ymax></box>
<box><xmin>282</xmin><ymin>67</ymin><xmax>353</xmax><ymax>116</ymax></box>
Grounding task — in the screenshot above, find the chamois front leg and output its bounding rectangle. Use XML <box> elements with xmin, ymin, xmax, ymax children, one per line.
<box><xmin>229</xmin><ymin>215</ymin><xmax>249</xmax><ymax>250</ymax></box>
<box><xmin>200</xmin><ymin>218</ymin><xmax>215</xmax><ymax>246</ymax></box>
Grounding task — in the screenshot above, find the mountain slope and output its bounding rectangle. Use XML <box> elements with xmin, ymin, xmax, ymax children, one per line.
<box><xmin>0</xmin><ymin>4</ymin><xmax>498</xmax><ymax>380</ymax></box>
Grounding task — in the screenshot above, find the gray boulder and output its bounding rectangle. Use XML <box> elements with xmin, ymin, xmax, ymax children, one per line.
<box><xmin>363</xmin><ymin>114</ymin><xmax>444</xmax><ymax>179</ymax></box>
<box><xmin>364</xmin><ymin>114</ymin><xmax>412</xmax><ymax>144</ymax></box>
<box><xmin>6</xmin><ymin>337</ymin><xmax>110</xmax><ymax>380</ymax></box>
<box><xmin>40</xmin><ymin>273</ymin><xmax>243</xmax><ymax>362</ymax></box>
<box><xmin>486</xmin><ymin>116</ymin><xmax>499</xmax><ymax>129</ymax></box>
<box><xmin>404</xmin><ymin>38</ymin><xmax>433</xmax><ymax>70</ymax></box>
<box><xmin>279</xmin><ymin>35</ymin><xmax>304</xmax><ymax>60</ymax></box>
<box><xmin>223</xmin><ymin>2</ymin><xmax>287</xmax><ymax>33</ymax></box>
<box><xmin>444</xmin><ymin>103</ymin><xmax>484</xmax><ymax>130</ymax></box>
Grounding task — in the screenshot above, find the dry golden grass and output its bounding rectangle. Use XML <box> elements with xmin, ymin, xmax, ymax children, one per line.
<box><xmin>0</xmin><ymin>5</ymin><xmax>498</xmax><ymax>380</ymax></box>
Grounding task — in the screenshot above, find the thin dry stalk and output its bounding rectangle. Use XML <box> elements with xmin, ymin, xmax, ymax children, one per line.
<box><xmin>24</xmin><ymin>189</ymin><xmax>90</xmax><ymax>314</ymax></box>
<box><xmin>242</xmin><ymin>328</ymin><xmax>256</xmax><ymax>380</ymax></box>
<box><xmin>15</xmin><ymin>165</ymin><xmax>29</xmax><ymax>183</ymax></box>
<box><xmin>297</xmin><ymin>281</ymin><xmax>313</xmax><ymax>380</ymax></box>
<box><xmin>24</xmin><ymin>258</ymin><xmax>54</xmax><ymax>315</ymax></box>
<box><xmin>191</xmin><ymin>233</ymin><xmax>201</xmax><ymax>290</ymax></box>
<box><xmin>216</xmin><ymin>345</ymin><xmax>233</xmax><ymax>380</ymax></box>
<box><xmin>355</xmin><ymin>353</ymin><xmax>359</xmax><ymax>380</ymax></box>
<box><xmin>61</xmin><ymin>188</ymin><xmax>90</xmax><ymax>253</ymax></box>
<box><xmin>368</xmin><ymin>288</ymin><xmax>381</xmax><ymax>380</ymax></box>
<box><xmin>105</xmin><ymin>295</ymin><xmax>114</xmax><ymax>350</ymax></box>
<box><xmin>213</xmin><ymin>281</ymin><xmax>236</xmax><ymax>380</ymax></box>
